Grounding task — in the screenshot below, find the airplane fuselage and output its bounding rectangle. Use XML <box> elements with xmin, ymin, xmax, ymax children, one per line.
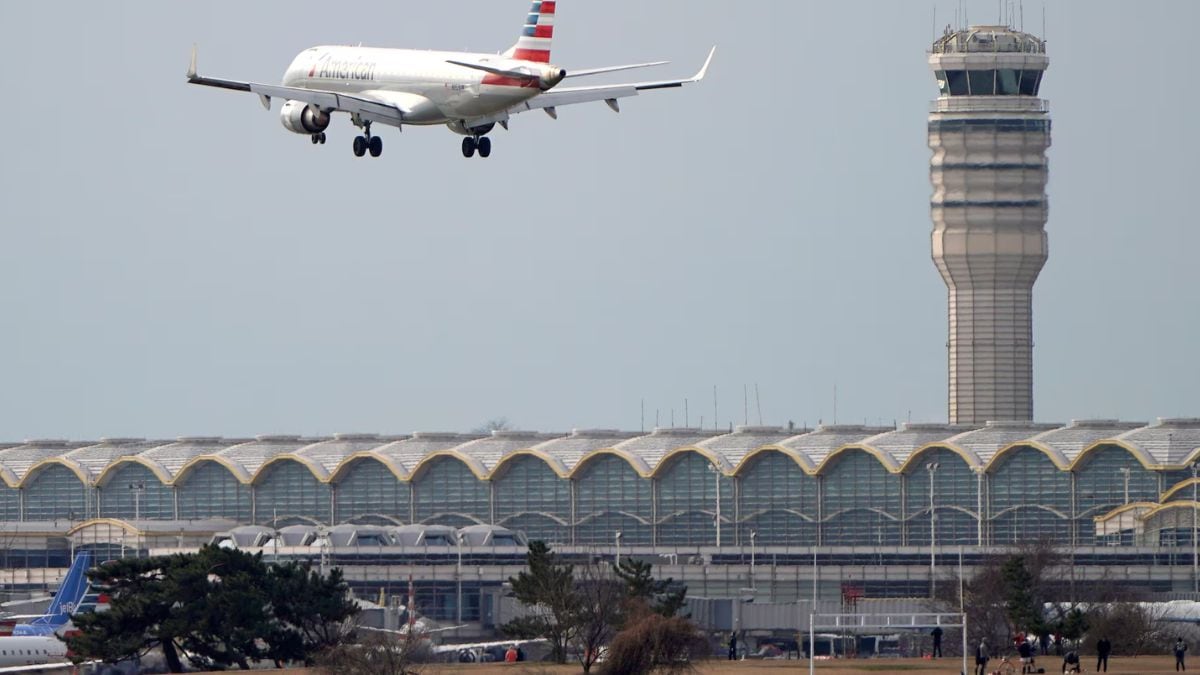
<box><xmin>0</xmin><ymin>636</ymin><xmax>68</xmax><ymax>668</ymax></box>
<box><xmin>282</xmin><ymin>46</ymin><xmax>546</xmax><ymax>125</ymax></box>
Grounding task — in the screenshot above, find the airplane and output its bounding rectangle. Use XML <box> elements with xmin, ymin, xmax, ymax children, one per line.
<box><xmin>2</xmin><ymin>551</ymin><xmax>93</xmax><ymax>638</ymax></box>
<box><xmin>187</xmin><ymin>0</ymin><xmax>714</xmax><ymax>159</ymax></box>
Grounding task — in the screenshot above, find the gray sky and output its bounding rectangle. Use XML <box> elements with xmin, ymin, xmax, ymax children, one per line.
<box><xmin>0</xmin><ymin>1</ymin><xmax>1196</xmax><ymax>440</ymax></box>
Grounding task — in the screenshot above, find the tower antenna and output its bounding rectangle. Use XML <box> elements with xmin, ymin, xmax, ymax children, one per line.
<box><xmin>754</xmin><ymin>383</ymin><xmax>763</xmax><ymax>426</ymax></box>
<box><xmin>743</xmin><ymin>385</ymin><xmax>749</xmax><ymax>426</ymax></box>
<box><xmin>713</xmin><ymin>385</ymin><xmax>719</xmax><ymax>431</ymax></box>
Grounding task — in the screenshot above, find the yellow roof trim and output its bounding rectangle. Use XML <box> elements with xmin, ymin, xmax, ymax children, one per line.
<box><xmin>898</xmin><ymin>443</ymin><xmax>981</xmax><ymax>473</ymax></box>
<box><xmin>21</xmin><ymin>458</ymin><xmax>90</xmax><ymax>487</ymax></box>
<box><xmin>408</xmin><ymin>450</ymin><xmax>490</xmax><ymax>482</ymax></box>
<box><xmin>567</xmin><ymin>449</ymin><xmax>652</xmax><ymax>479</ymax></box>
<box><xmin>650</xmin><ymin>446</ymin><xmax>729</xmax><ymax>478</ymax></box>
<box><xmin>253</xmin><ymin>454</ymin><xmax>331</xmax><ymax>484</ymax></box>
<box><xmin>94</xmin><ymin>457</ymin><xmax>173</xmax><ymax>487</ymax></box>
<box><xmin>815</xmin><ymin>445</ymin><xmax>901</xmax><ymax>475</ymax></box>
<box><xmin>489</xmin><ymin>450</ymin><xmax>570</xmax><ymax>480</ymax></box>
<box><xmin>173</xmin><ymin>455</ymin><xmax>253</xmax><ymax>485</ymax></box>
<box><xmin>734</xmin><ymin>445</ymin><xmax>817</xmax><ymax>475</ymax></box>
<box><xmin>1068</xmin><ymin>440</ymin><xmax>1159</xmax><ymax>472</ymax></box>
<box><xmin>985</xmin><ymin>441</ymin><xmax>1069</xmax><ymax>472</ymax></box>
<box><xmin>329</xmin><ymin>452</ymin><xmax>411</xmax><ymax>483</ymax></box>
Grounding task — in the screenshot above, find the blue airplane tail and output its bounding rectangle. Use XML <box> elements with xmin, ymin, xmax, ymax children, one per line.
<box><xmin>15</xmin><ymin>550</ymin><xmax>93</xmax><ymax>635</ymax></box>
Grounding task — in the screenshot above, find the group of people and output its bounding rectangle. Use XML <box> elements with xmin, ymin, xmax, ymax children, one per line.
<box><xmin>968</xmin><ymin>634</ymin><xmax>1190</xmax><ymax>674</ymax></box>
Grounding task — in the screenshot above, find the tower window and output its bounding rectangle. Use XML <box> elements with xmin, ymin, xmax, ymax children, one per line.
<box><xmin>945</xmin><ymin>70</ymin><xmax>969</xmax><ymax>96</ymax></box>
<box><xmin>997</xmin><ymin>69</ymin><xmax>1020</xmax><ymax>95</ymax></box>
<box><xmin>1019</xmin><ymin>70</ymin><xmax>1043</xmax><ymax>96</ymax></box>
<box><xmin>968</xmin><ymin>70</ymin><xmax>996</xmax><ymax>95</ymax></box>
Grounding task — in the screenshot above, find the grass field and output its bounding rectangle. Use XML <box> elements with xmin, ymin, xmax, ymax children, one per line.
<box><xmin>223</xmin><ymin>654</ymin><xmax>1191</xmax><ymax>674</ymax></box>
<box><xmin>415</xmin><ymin>654</ymin><xmax>1189</xmax><ymax>674</ymax></box>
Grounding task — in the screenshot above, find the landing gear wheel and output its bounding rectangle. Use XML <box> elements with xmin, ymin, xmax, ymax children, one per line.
<box><xmin>477</xmin><ymin>136</ymin><xmax>492</xmax><ymax>158</ymax></box>
<box><xmin>352</xmin><ymin>136</ymin><xmax>367</xmax><ymax>157</ymax></box>
<box><xmin>311</xmin><ymin>134</ymin><xmax>320</xmax><ymax>145</ymax></box>
<box><xmin>462</xmin><ymin>137</ymin><xmax>477</xmax><ymax>158</ymax></box>
<box><xmin>318</xmin><ymin>132</ymin><xmax>327</xmax><ymax>144</ymax></box>
<box><xmin>368</xmin><ymin>136</ymin><xmax>383</xmax><ymax>158</ymax></box>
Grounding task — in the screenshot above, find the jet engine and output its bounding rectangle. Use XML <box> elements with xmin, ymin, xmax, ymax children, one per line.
<box><xmin>280</xmin><ymin>100</ymin><xmax>331</xmax><ymax>135</ymax></box>
<box><xmin>538</xmin><ymin>66</ymin><xmax>567</xmax><ymax>91</ymax></box>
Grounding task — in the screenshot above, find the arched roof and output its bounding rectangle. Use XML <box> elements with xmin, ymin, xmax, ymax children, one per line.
<box><xmin>21</xmin><ymin>458</ymin><xmax>90</xmax><ymax>487</ymax></box>
<box><xmin>254</xmin><ymin>454</ymin><xmax>331</xmax><ymax>484</ymax></box>
<box><xmin>0</xmin><ymin>418</ymin><xmax>1197</xmax><ymax>490</ymax></box>
<box><xmin>1160</xmin><ymin>478</ymin><xmax>1200</xmax><ymax>503</ymax></box>
<box><xmin>489</xmin><ymin>449</ymin><xmax>570</xmax><ymax>479</ymax></box>
<box><xmin>733</xmin><ymin>445</ymin><xmax>817</xmax><ymax>474</ymax></box>
<box><xmin>1113</xmin><ymin>419</ymin><xmax>1200</xmax><ymax>468</ymax></box>
<box><xmin>409</xmin><ymin>450</ymin><xmax>491</xmax><ymax>481</ymax></box>
<box><xmin>652</xmin><ymin>446</ymin><xmax>731</xmax><ymax>477</ymax></box>
<box><xmin>985</xmin><ymin>441</ymin><xmax>1070</xmax><ymax>472</ymax></box>
<box><xmin>897</xmin><ymin>443</ymin><xmax>980</xmax><ymax>473</ymax></box>
<box><xmin>816</xmin><ymin>444</ymin><xmax>902</xmax><ymax>474</ymax></box>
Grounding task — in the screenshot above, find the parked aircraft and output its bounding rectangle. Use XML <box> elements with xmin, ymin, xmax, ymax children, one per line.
<box><xmin>2</xmin><ymin>552</ymin><xmax>93</xmax><ymax>637</ymax></box>
<box><xmin>188</xmin><ymin>1</ymin><xmax>713</xmax><ymax>158</ymax></box>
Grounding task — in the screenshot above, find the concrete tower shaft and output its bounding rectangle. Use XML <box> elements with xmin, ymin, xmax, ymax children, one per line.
<box><xmin>928</xmin><ymin>26</ymin><xmax>1050</xmax><ymax>425</ymax></box>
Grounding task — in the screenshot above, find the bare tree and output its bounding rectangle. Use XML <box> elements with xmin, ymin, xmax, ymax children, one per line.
<box><xmin>471</xmin><ymin>417</ymin><xmax>513</xmax><ymax>434</ymax></box>
<box><xmin>316</xmin><ymin>629</ymin><xmax>428</xmax><ymax>675</ymax></box>
<box><xmin>600</xmin><ymin>610</ymin><xmax>707</xmax><ymax>675</ymax></box>
<box><xmin>572</xmin><ymin>562</ymin><xmax>626</xmax><ymax>674</ymax></box>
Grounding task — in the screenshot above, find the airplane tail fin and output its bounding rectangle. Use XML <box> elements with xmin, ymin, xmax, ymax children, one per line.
<box><xmin>36</xmin><ymin>551</ymin><xmax>93</xmax><ymax>626</ymax></box>
<box><xmin>503</xmin><ymin>1</ymin><xmax>555</xmax><ymax>63</ymax></box>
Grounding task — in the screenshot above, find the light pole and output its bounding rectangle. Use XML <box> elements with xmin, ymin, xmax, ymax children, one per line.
<box><xmin>128</xmin><ymin>481</ymin><xmax>145</xmax><ymax>520</ymax></box>
<box><xmin>927</xmin><ymin>462</ymin><xmax>939</xmax><ymax>599</ymax></box>
<box><xmin>1191</xmin><ymin>460</ymin><xmax>1197</xmax><ymax>594</ymax></box>
<box><xmin>456</xmin><ymin>531</ymin><xmax>464</xmax><ymax>624</ymax></box>
<box><xmin>749</xmin><ymin>530</ymin><xmax>757</xmax><ymax>578</ymax></box>
<box><xmin>615</xmin><ymin>530</ymin><xmax>623</xmax><ymax>567</ymax></box>
<box><xmin>1119</xmin><ymin>467</ymin><xmax>1132</xmax><ymax>505</ymax></box>
<box><xmin>708</xmin><ymin>464</ymin><xmax>722</xmax><ymax>547</ymax></box>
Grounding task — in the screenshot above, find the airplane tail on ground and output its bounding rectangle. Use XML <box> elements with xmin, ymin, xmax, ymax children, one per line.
<box><xmin>504</xmin><ymin>1</ymin><xmax>555</xmax><ymax>63</ymax></box>
<box><xmin>18</xmin><ymin>551</ymin><xmax>93</xmax><ymax>634</ymax></box>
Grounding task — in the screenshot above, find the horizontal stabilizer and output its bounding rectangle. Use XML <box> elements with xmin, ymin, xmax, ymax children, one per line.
<box><xmin>446</xmin><ymin>59</ymin><xmax>537</xmax><ymax>81</ymax></box>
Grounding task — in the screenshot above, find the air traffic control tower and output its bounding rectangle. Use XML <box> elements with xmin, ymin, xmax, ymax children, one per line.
<box><xmin>928</xmin><ymin>26</ymin><xmax>1050</xmax><ymax>425</ymax></box>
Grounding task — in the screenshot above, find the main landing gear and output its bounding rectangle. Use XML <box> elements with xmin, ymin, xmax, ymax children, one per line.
<box><xmin>310</xmin><ymin>133</ymin><xmax>327</xmax><ymax>145</ymax></box>
<box><xmin>351</xmin><ymin>122</ymin><xmax>383</xmax><ymax>158</ymax></box>
<box><xmin>461</xmin><ymin>135</ymin><xmax>492</xmax><ymax>159</ymax></box>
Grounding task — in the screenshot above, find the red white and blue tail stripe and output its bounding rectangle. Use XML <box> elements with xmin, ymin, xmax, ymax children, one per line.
<box><xmin>505</xmin><ymin>1</ymin><xmax>555</xmax><ymax>63</ymax></box>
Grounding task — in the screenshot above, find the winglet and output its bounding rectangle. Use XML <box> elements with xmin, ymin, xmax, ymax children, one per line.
<box><xmin>691</xmin><ymin>46</ymin><xmax>716</xmax><ymax>82</ymax></box>
<box><xmin>187</xmin><ymin>44</ymin><xmax>198</xmax><ymax>81</ymax></box>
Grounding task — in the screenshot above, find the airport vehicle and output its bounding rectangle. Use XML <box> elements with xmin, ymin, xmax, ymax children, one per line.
<box><xmin>187</xmin><ymin>0</ymin><xmax>713</xmax><ymax>158</ymax></box>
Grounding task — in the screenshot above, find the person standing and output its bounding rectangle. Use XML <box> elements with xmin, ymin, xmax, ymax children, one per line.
<box><xmin>1018</xmin><ymin>638</ymin><xmax>1034</xmax><ymax>673</ymax></box>
<box><xmin>1176</xmin><ymin>637</ymin><xmax>1189</xmax><ymax>672</ymax></box>
<box><xmin>728</xmin><ymin>632</ymin><xmax>738</xmax><ymax>661</ymax></box>
<box><xmin>1096</xmin><ymin>636</ymin><xmax>1112</xmax><ymax>672</ymax></box>
<box><xmin>931</xmin><ymin>625</ymin><xmax>944</xmax><ymax>658</ymax></box>
<box><xmin>975</xmin><ymin>637</ymin><xmax>990</xmax><ymax>675</ymax></box>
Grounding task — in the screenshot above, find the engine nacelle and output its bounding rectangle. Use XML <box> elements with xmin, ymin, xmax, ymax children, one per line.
<box><xmin>539</xmin><ymin>65</ymin><xmax>567</xmax><ymax>91</ymax></box>
<box><xmin>280</xmin><ymin>100</ymin><xmax>331</xmax><ymax>135</ymax></box>
<box><xmin>446</xmin><ymin>121</ymin><xmax>496</xmax><ymax>137</ymax></box>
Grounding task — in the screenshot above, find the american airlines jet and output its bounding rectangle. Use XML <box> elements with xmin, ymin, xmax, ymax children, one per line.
<box><xmin>187</xmin><ymin>1</ymin><xmax>713</xmax><ymax>159</ymax></box>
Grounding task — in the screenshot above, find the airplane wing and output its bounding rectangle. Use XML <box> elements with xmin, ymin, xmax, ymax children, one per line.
<box><xmin>432</xmin><ymin>638</ymin><xmax>548</xmax><ymax>655</ymax></box>
<box><xmin>466</xmin><ymin>47</ymin><xmax>714</xmax><ymax>127</ymax></box>
<box><xmin>0</xmin><ymin>662</ymin><xmax>98</xmax><ymax>673</ymax></box>
<box><xmin>186</xmin><ymin>47</ymin><xmax>406</xmax><ymax>127</ymax></box>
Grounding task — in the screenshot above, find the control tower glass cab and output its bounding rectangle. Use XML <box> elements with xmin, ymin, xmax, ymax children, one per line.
<box><xmin>927</xmin><ymin>26</ymin><xmax>1050</xmax><ymax>425</ymax></box>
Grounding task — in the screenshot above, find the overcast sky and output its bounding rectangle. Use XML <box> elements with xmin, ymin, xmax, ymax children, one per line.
<box><xmin>0</xmin><ymin>1</ymin><xmax>1196</xmax><ymax>441</ymax></box>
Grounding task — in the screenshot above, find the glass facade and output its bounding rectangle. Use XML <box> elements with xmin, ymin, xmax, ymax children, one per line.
<box><xmin>988</xmin><ymin>446</ymin><xmax>1071</xmax><ymax>545</ymax></box>
<box><xmin>412</xmin><ymin>456</ymin><xmax>490</xmax><ymax>526</ymax></box>
<box><xmin>821</xmin><ymin>450</ymin><xmax>902</xmax><ymax>546</ymax></box>
<box><xmin>334</xmin><ymin>458</ymin><xmax>410</xmax><ymax>524</ymax></box>
<box><xmin>737</xmin><ymin>452</ymin><xmax>816</xmax><ymax>546</ymax></box>
<box><xmin>23</xmin><ymin>464</ymin><xmax>88</xmax><ymax>521</ymax></box>
<box><xmin>493</xmin><ymin>455</ymin><xmax>570</xmax><ymax>544</ymax></box>
<box><xmin>253</xmin><ymin>460</ymin><xmax>331</xmax><ymax>525</ymax></box>
<box><xmin>100</xmin><ymin>463</ymin><xmax>175</xmax><ymax>520</ymax></box>
<box><xmin>655</xmin><ymin>453</ymin><xmax>733</xmax><ymax>547</ymax></box>
<box><xmin>905</xmin><ymin>448</ymin><xmax>979</xmax><ymax>546</ymax></box>
<box><xmin>175</xmin><ymin>460</ymin><xmax>251</xmax><ymax>521</ymax></box>
<box><xmin>575</xmin><ymin>454</ymin><xmax>652</xmax><ymax>546</ymax></box>
<box><xmin>0</xmin><ymin>485</ymin><xmax>20</xmax><ymax>521</ymax></box>
<box><xmin>1073</xmin><ymin>445</ymin><xmax>1159</xmax><ymax>545</ymax></box>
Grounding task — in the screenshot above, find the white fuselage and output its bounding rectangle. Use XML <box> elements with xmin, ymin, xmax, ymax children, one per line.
<box><xmin>0</xmin><ymin>636</ymin><xmax>68</xmax><ymax>668</ymax></box>
<box><xmin>281</xmin><ymin>46</ymin><xmax>545</xmax><ymax>125</ymax></box>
